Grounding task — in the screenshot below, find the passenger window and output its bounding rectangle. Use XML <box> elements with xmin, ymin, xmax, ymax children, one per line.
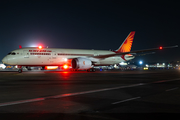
<box><xmin>7</xmin><ymin>53</ymin><xmax>11</xmax><ymax>55</ymax></box>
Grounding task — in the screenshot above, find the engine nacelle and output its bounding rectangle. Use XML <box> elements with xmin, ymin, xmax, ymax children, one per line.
<box><xmin>71</xmin><ymin>58</ymin><xmax>92</xmax><ymax>69</ymax></box>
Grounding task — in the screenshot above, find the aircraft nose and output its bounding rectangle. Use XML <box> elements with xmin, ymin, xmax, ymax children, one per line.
<box><xmin>2</xmin><ymin>57</ymin><xmax>8</xmax><ymax>64</ymax></box>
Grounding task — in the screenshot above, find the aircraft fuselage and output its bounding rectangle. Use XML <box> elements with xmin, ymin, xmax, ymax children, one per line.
<box><xmin>2</xmin><ymin>47</ymin><xmax>134</xmax><ymax>66</ymax></box>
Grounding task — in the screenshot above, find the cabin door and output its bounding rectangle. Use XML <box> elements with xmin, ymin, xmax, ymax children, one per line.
<box><xmin>23</xmin><ymin>50</ymin><xmax>29</xmax><ymax>58</ymax></box>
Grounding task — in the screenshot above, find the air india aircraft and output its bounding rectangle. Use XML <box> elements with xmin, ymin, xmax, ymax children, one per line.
<box><xmin>1</xmin><ymin>31</ymin><xmax>178</xmax><ymax>73</ymax></box>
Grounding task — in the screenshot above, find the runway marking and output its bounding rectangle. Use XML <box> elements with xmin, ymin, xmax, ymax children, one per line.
<box><xmin>0</xmin><ymin>83</ymin><xmax>144</xmax><ymax>107</ymax></box>
<box><xmin>0</xmin><ymin>98</ymin><xmax>45</xmax><ymax>107</ymax></box>
<box><xmin>166</xmin><ymin>87</ymin><xmax>179</xmax><ymax>91</ymax></box>
<box><xmin>51</xmin><ymin>83</ymin><xmax>144</xmax><ymax>99</ymax></box>
<box><xmin>112</xmin><ymin>97</ymin><xmax>141</xmax><ymax>104</ymax></box>
<box><xmin>0</xmin><ymin>78</ymin><xmax>180</xmax><ymax>107</ymax></box>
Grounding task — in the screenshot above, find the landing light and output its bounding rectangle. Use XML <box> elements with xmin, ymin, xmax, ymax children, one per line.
<box><xmin>46</xmin><ymin>66</ymin><xmax>58</xmax><ymax>70</ymax></box>
<box><xmin>63</xmin><ymin>65</ymin><xmax>68</xmax><ymax>69</ymax></box>
<box><xmin>38</xmin><ymin>46</ymin><xmax>42</xmax><ymax>49</ymax></box>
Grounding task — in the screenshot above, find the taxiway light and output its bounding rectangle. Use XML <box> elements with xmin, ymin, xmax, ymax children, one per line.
<box><xmin>139</xmin><ymin>61</ymin><xmax>143</xmax><ymax>65</ymax></box>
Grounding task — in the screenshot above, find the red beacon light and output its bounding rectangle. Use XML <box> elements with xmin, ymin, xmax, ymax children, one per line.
<box><xmin>159</xmin><ymin>46</ymin><xmax>163</xmax><ymax>50</ymax></box>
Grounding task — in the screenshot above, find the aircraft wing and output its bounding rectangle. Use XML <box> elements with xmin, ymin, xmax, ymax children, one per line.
<box><xmin>93</xmin><ymin>45</ymin><xmax>178</xmax><ymax>59</ymax></box>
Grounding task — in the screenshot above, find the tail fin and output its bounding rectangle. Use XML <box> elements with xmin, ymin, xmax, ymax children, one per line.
<box><xmin>115</xmin><ymin>31</ymin><xmax>135</xmax><ymax>53</ymax></box>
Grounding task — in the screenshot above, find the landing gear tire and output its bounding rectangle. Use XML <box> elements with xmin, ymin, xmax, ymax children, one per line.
<box><xmin>18</xmin><ymin>69</ymin><xmax>22</xmax><ymax>73</ymax></box>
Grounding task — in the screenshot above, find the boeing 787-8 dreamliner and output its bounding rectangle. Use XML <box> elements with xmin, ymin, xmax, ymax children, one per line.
<box><xmin>2</xmin><ymin>31</ymin><xmax>178</xmax><ymax>73</ymax></box>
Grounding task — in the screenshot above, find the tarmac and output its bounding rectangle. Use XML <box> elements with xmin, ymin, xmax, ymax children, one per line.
<box><xmin>0</xmin><ymin>69</ymin><xmax>180</xmax><ymax>119</ymax></box>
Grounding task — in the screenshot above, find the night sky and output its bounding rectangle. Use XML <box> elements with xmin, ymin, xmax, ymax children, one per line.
<box><xmin>1</xmin><ymin>0</ymin><xmax>180</xmax><ymax>63</ymax></box>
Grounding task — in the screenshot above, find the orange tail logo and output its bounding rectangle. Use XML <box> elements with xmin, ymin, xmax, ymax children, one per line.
<box><xmin>115</xmin><ymin>31</ymin><xmax>135</xmax><ymax>53</ymax></box>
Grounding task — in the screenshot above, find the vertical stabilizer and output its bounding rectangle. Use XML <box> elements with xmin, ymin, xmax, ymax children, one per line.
<box><xmin>115</xmin><ymin>31</ymin><xmax>135</xmax><ymax>53</ymax></box>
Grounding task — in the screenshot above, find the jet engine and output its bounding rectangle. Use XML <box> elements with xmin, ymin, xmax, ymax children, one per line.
<box><xmin>71</xmin><ymin>58</ymin><xmax>92</xmax><ymax>69</ymax></box>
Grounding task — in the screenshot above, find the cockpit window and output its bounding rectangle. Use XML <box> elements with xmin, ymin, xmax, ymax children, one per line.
<box><xmin>11</xmin><ymin>52</ymin><xmax>16</xmax><ymax>55</ymax></box>
<box><xmin>7</xmin><ymin>52</ymin><xmax>16</xmax><ymax>55</ymax></box>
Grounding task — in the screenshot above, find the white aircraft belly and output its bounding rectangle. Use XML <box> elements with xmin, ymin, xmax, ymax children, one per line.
<box><xmin>95</xmin><ymin>57</ymin><xmax>125</xmax><ymax>65</ymax></box>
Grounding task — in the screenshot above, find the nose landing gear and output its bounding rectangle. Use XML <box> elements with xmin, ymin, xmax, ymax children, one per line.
<box><xmin>18</xmin><ymin>69</ymin><xmax>22</xmax><ymax>73</ymax></box>
<box><xmin>17</xmin><ymin>66</ymin><xmax>22</xmax><ymax>73</ymax></box>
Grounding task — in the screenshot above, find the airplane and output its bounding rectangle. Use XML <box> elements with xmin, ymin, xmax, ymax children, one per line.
<box><xmin>1</xmin><ymin>31</ymin><xmax>178</xmax><ymax>73</ymax></box>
